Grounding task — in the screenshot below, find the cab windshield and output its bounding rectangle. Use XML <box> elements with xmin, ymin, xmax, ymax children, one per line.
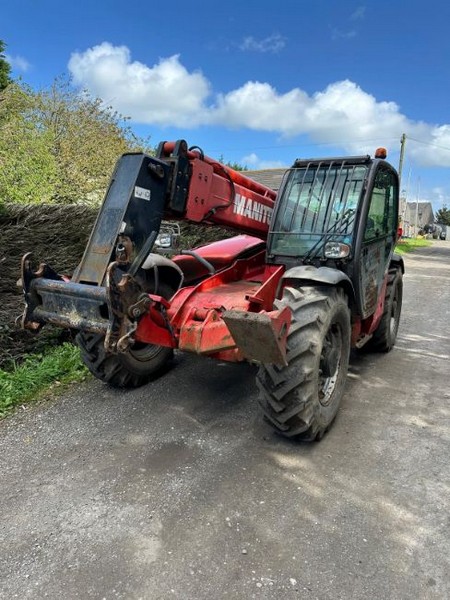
<box><xmin>269</xmin><ymin>163</ymin><xmax>367</xmax><ymax>258</ymax></box>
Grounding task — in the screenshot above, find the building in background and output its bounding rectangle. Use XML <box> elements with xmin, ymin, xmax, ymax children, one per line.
<box><xmin>246</xmin><ymin>169</ymin><xmax>285</xmax><ymax>192</ymax></box>
<box><xmin>402</xmin><ymin>202</ymin><xmax>434</xmax><ymax>237</ymax></box>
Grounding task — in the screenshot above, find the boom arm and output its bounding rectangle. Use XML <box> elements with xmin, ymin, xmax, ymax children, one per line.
<box><xmin>20</xmin><ymin>140</ymin><xmax>281</xmax><ymax>345</ymax></box>
<box><xmin>67</xmin><ymin>139</ymin><xmax>277</xmax><ymax>287</ymax></box>
<box><xmin>156</xmin><ymin>140</ymin><xmax>276</xmax><ymax>236</ymax></box>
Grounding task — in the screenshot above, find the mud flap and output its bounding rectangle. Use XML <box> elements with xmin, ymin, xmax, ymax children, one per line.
<box><xmin>222</xmin><ymin>306</ymin><xmax>291</xmax><ymax>366</ymax></box>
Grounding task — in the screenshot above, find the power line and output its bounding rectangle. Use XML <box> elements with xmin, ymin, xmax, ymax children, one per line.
<box><xmin>216</xmin><ymin>134</ymin><xmax>450</xmax><ymax>156</ymax></box>
<box><xmin>214</xmin><ymin>137</ymin><xmax>401</xmax><ymax>154</ymax></box>
<box><xmin>406</xmin><ymin>136</ymin><xmax>450</xmax><ymax>153</ymax></box>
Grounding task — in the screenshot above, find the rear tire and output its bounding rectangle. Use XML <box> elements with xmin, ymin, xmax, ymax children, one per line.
<box><xmin>368</xmin><ymin>268</ymin><xmax>402</xmax><ymax>352</ymax></box>
<box><xmin>76</xmin><ymin>281</ymin><xmax>174</xmax><ymax>388</ymax></box>
<box><xmin>256</xmin><ymin>286</ymin><xmax>351</xmax><ymax>441</ymax></box>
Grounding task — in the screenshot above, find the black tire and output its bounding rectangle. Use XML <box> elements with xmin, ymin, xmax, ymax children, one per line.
<box><xmin>76</xmin><ymin>281</ymin><xmax>174</xmax><ymax>388</ymax></box>
<box><xmin>256</xmin><ymin>286</ymin><xmax>351</xmax><ymax>441</ymax></box>
<box><xmin>368</xmin><ymin>268</ymin><xmax>403</xmax><ymax>352</ymax></box>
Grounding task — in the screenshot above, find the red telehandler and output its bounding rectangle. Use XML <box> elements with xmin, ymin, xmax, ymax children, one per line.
<box><xmin>20</xmin><ymin>139</ymin><xmax>404</xmax><ymax>441</ymax></box>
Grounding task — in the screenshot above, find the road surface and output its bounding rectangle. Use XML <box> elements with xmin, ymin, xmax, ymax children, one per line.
<box><xmin>1</xmin><ymin>241</ymin><xmax>449</xmax><ymax>599</ymax></box>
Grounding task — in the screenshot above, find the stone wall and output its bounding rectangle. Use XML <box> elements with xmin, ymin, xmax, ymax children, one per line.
<box><xmin>0</xmin><ymin>204</ymin><xmax>97</xmax><ymax>367</ymax></box>
<box><xmin>0</xmin><ymin>204</ymin><xmax>233</xmax><ymax>367</ymax></box>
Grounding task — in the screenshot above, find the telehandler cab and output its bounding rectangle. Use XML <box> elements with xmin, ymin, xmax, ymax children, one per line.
<box><xmin>20</xmin><ymin>140</ymin><xmax>403</xmax><ymax>441</ymax></box>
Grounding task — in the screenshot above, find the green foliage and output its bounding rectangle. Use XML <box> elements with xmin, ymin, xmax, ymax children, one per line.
<box><xmin>217</xmin><ymin>154</ymin><xmax>248</xmax><ymax>171</ymax></box>
<box><xmin>435</xmin><ymin>206</ymin><xmax>450</xmax><ymax>226</ymax></box>
<box><xmin>0</xmin><ymin>40</ymin><xmax>12</xmax><ymax>90</ymax></box>
<box><xmin>226</xmin><ymin>160</ymin><xmax>248</xmax><ymax>172</ymax></box>
<box><xmin>395</xmin><ymin>238</ymin><xmax>431</xmax><ymax>254</ymax></box>
<box><xmin>0</xmin><ymin>76</ymin><xmax>152</xmax><ymax>205</ymax></box>
<box><xmin>0</xmin><ymin>343</ymin><xmax>89</xmax><ymax>417</ymax></box>
<box><xmin>0</xmin><ymin>84</ymin><xmax>57</xmax><ymax>203</ymax></box>
<box><xmin>34</xmin><ymin>76</ymin><xmax>152</xmax><ymax>203</ymax></box>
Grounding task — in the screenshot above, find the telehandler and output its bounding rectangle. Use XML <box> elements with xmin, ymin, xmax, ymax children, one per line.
<box><xmin>20</xmin><ymin>140</ymin><xmax>403</xmax><ymax>440</ymax></box>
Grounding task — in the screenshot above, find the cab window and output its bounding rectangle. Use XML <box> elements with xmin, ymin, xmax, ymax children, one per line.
<box><xmin>364</xmin><ymin>167</ymin><xmax>397</xmax><ymax>241</ymax></box>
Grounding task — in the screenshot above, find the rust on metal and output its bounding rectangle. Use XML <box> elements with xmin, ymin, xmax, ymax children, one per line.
<box><xmin>223</xmin><ymin>307</ymin><xmax>291</xmax><ymax>366</ymax></box>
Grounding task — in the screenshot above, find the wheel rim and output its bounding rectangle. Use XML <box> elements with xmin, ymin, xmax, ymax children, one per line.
<box><xmin>319</xmin><ymin>323</ymin><xmax>343</xmax><ymax>406</ymax></box>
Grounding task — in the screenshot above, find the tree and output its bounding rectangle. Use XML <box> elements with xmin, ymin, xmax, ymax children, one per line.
<box><xmin>0</xmin><ymin>76</ymin><xmax>152</xmax><ymax>205</ymax></box>
<box><xmin>34</xmin><ymin>76</ymin><xmax>152</xmax><ymax>203</ymax></box>
<box><xmin>435</xmin><ymin>206</ymin><xmax>450</xmax><ymax>225</ymax></box>
<box><xmin>217</xmin><ymin>154</ymin><xmax>248</xmax><ymax>171</ymax></box>
<box><xmin>0</xmin><ymin>40</ymin><xmax>12</xmax><ymax>90</ymax></box>
<box><xmin>226</xmin><ymin>160</ymin><xmax>248</xmax><ymax>172</ymax></box>
<box><xmin>0</xmin><ymin>83</ymin><xmax>57</xmax><ymax>204</ymax></box>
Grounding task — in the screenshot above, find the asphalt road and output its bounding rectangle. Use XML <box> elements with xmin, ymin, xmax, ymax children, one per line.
<box><xmin>1</xmin><ymin>241</ymin><xmax>449</xmax><ymax>600</ymax></box>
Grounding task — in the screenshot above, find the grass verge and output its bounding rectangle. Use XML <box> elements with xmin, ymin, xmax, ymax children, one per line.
<box><xmin>395</xmin><ymin>237</ymin><xmax>432</xmax><ymax>255</ymax></box>
<box><xmin>0</xmin><ymin>343</ymin><xmax>89</xmax><ymax>417</ymax></box>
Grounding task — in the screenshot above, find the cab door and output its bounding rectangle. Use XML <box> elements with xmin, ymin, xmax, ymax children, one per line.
<box><xmin>358</xmin><ymin>164</ymin><xmax>398</xmax><ymax>318</ymax></box>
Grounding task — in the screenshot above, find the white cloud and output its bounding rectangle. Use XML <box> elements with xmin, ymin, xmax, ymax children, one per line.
<box><xmin>5</xmin><ymin>53</ymin><xmax>30</xmax><ymax>72</ymax></box>
<box><xmin>211</xmin><ymin>81</ymin><xmax>310</xmax><ymax>132</ymax></box>
<box><xmin>428</xmin><ymin>186</ymin><xmax>450</xmax><ymax>212</ymax></box>
<box><xmin>430</xmin><ymin>186</ymin><xmax>447</xmax><ymax>208</ymax></box>
<box><xmin>239</xmin><ymin>34</ymin><xmax>286</xmax><ymax>53</ymax></box>
<box><xmin>331</xmin><ymin>28</ymin><xmax>357</xmax><ymax>40</ymax></box>
<box><xmin>68</xmin><ymin>43</ymin><xmax>210</xmax><ymax>127</ymax></box>
<box><xmin>242</xmin><ymin>153</ymin><xmax>286</xmax><ymax>169</ymax></box>
<box><xmin>331</xmin><ymin>6</ymin><xmax>365</xmax><ymax>40</ymax></box>
<box><xmin>241</xmin><ymin>152</ymin><xmax>259</xmax><ymax>166</ymax></box>
<box><xmin>351</xmin><ymin>6</ymin><xmax>366</xmax><ymax>20</ymax></box>
<box><xmin>67</xmin><ymin>43</ymin><xmax>450</xmax><ymax>168</ymax></box>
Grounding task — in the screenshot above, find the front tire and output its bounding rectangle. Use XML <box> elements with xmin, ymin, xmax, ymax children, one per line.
<box><xmin>76</xmin><ymin>281</ymin><xmax>174</xmax><ymax>388</ymax></box>
<box><xmin>76</xmin><ymin>332</ymin><xmax>174</xmax><ymax>388</ymax></box>
<box><xmin>256</xmin><ymin>286</ymin><xmax>351</xmax><ymax>441</ymax></box>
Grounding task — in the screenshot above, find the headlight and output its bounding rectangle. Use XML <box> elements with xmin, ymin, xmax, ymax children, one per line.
<box><xmin>324</xmin><ymin>241</ymin><xmax>350</xmax><ymax>259</ymax></box>
<box><xmin>155</xmin><ymin>233</ymin><xmax>173</xmax><ymax>248</ymax></box>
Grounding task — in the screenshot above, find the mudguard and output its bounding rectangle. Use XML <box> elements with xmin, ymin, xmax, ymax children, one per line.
<box><xmin>141</xmin><ymin>253</ymin><xmax>184</xmax><ymax>292</ymax></box>
<box><xmin>281</xmin><ymin>265</ymin><xmax>356</xmax><ymax>303</ymax></box>
<box><xmin>390</xmin><ymin>252</ymin><xmax>405</xmax><ymax>274</ymax></box>
<box><xmin>171</xmin><ymin>235</ymin><xmax>266</xmax><ymax>283</ymax></box>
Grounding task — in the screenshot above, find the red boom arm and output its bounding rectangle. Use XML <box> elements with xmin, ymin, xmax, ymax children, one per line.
<box><xmin>159</xmin><ymin>141</ymin><xmax>277</xmax><ymax>239</ymax></box>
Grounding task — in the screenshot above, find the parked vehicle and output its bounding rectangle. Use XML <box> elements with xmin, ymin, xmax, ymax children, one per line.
<box><xmin>19</xmin><ymin>141</ymin><xmax>404</xmax><ymax>441</ymax></box>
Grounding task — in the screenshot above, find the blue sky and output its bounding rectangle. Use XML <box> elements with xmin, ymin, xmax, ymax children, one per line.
<box><xmin>3</xmin><ymin>0</ymin><xmax>450</xmax><ymax>213</ymax></box>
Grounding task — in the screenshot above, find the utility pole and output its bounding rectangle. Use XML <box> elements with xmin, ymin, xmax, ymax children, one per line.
<box><xmin>402</xmin><ymin>167</ymin><xmax>412</xmax><ymax>235</ymax></box>
<box><xmin>398</xmin><ymin>133</ymin><xmax>406</xmax><ymax>185</ymax></box>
